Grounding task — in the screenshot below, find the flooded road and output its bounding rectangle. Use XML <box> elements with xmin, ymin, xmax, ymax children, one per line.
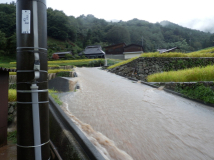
<box><xmin>60</xmin><ymin>67</ymin><xmax>214</xmax><ymax>160</ymax></box>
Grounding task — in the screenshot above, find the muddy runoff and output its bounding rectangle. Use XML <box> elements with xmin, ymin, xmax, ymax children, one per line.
<box><xmin>59</xmin><ymin>67</ymin><xmax>214</xmax><ymax>160</ymax></box>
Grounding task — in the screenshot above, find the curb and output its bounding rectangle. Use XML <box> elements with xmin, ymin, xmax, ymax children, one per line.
<box><xmin>113</xmin><ymin>73</ymin><xmax>214</xmax><ymax>108</ymax></box>
<box><xmin>140</xmin><ymin>80</ymin><xmax>214</xmax><ymax>108</ymax></box>
<box><xmin>49</xmin><ymin>95</ymin><xmax>105</xmax><ymax>160</ymax></box>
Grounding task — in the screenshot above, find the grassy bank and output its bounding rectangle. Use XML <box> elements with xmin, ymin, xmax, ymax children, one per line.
<box><xmin>107</xmin><ymin>56</ymin><xmax>139</xmax><ymax>69</ymax></box>
<box><xmin>147</xmin><ymin>65</ymin><xmax>214</xmax><ymax>82</ymax></box>
<box><xmin>8</xmin><ymin>89</ymin><xmax>62</xmax><ymax>105</ymax></box>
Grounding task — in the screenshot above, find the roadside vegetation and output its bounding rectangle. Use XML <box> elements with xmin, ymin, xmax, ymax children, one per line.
<box><xmin>7</xmin><ymin>130</ymin><xmax>17</xmax><ymax>144</ymax></box>
<box><xmin>8</xmin><ymin>89</ymin><xmax>63</xmax><ymax>105</ymax></box>
<box><xmin>176</xmin><ymin>83</ymin><xmax>214</xmax><ymax>104</ymax></box>
<box><xmin>48</xmin><ymin>90</ymin><xmax>62</xmax><ymax>105</ymax></box>
<box><xmin>8</xmin><ymin>89</ymin><xmax>16</xmax><ymax>102</ymax></box>
<box><xmin>147</xmin><ymin>65</ymin><xmax>214</xmax><ymax>82</ymax></box>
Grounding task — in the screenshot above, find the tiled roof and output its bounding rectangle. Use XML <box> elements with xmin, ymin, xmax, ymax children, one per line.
<box><xmin>0</xmin><ymin>67</ymin><xmax>16</xmax><ymax>72</ymax></box>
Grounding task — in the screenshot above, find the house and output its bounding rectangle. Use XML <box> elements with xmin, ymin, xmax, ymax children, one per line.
<box><xmin>79</xmin><ymin>45</ymin><xmax>105</xmax><ymax>58</ymax></box>
<box><xmin>52</xmin><ymin>51</ymin><xmax>72</xmax><ymax>59</ymax></box>
<box><xmin>104</xmin><ymin>43</ymin><xmax>126</xmax><ymax>55</ymax></box>
<box><xmin>123</xmin><ymin>44</ymin><xmax>143</xmax><ymax>59</ymax></box>
<box><xmin>124</xmin><ymin>44</ymin><xmax>143</xmax><ymax>52</ymax></box>
<box><xmin>157</xmin><ymin>47</ymin><xmax>178</xmax><ymax>53</ymax></box>
<box><xmin>104</xmin><ymin>43</ymin><xmax>144</xmax><ymax>60</ymax></box>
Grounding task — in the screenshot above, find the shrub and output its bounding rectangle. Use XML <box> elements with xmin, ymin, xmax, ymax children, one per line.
<box><xmin>8</xmin><ymin>89</ymin><xmax>16</xmax><ymax>102</ymax></box>
<box><xmin>176</xmin><ymin>83</ymin><xmax>214</xmax><ymax>104</ymax></box>
<box><xmin>52</xmin><ymin>54</ymin><xmax>59</xmax><ymax>60</ymax></box>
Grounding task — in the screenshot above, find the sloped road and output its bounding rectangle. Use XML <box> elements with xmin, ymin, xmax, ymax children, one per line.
<box><xmin>60</xmin><ymin>67</ymin><xmax>214</xmax><ymax>160</ymax></box>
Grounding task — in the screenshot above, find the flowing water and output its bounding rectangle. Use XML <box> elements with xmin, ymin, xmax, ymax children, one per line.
<box><xmin>59</xmin><ymin>67</ymin><xmax>214</xmax><ymax>160</ymax></box>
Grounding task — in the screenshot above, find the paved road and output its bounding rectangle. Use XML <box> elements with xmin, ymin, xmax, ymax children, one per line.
<box><xmin>60</xmin><ymin>67</ymin><xmax>214</xmax><ymax>160</ymax></box>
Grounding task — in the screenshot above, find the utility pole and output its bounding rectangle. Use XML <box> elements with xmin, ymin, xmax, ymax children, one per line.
<box><xmin>16</xmin><ymin>0</ymin><xmax>49</xmax><ymax>160</ymax></box>
<box><xmin>142</xmin><ymin>36</ymin><xmax>143</xmax><ymax>47</ymax></box>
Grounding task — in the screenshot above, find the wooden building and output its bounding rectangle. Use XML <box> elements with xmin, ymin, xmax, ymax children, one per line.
<box><xmin>0</xmin><ymin>67</ymin><xmax>16</xmax><ymax>147</ymax></box>
<box><xmin>104</xmin><ymin>43</ymin><xmax>126</xmax><ymax>55</ymax></box>
<box><xmin>124</xmin><ymin>44</ymin><xmax>143</xmax><ymax>52</ymax></box>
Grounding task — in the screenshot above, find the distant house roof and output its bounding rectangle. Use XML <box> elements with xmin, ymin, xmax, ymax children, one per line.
<box><xmin>0</xmin><ymin>67</ymin><xmax>16</xmax><ymax>72</ymax></box>
<box><xmin>103</xmin><ymin>43</ymin><xmax>126</xmax><ymax>48</ymax></box>
<box><xmin>80</xmin><ymin>45</ymin><xmax>105</xmax><ymax>55</ymax></box>
<box><xmin>54</xmin><ymin>52</ymin><xmax>72</xmax><ymax>55</ymax></box>
<box><xmin>157</xmin><ymin>47</ymin><xmax>178</xmax><ymax>53</ymax></box>
<box><xmin>124</xmin><ymin>44</ymin><xmax>143</xmax><ymax>48</ymax></box>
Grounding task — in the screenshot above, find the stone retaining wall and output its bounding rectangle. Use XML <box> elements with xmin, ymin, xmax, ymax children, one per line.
<box><xmin>8</xmin><ymin>102</ymin><xmax>17</xmax><ymax>127</ymax></box>
<box><xmin>109</xmin><ymin>57</ymin><xmax>214</xmax><ymax>81</ymax></box>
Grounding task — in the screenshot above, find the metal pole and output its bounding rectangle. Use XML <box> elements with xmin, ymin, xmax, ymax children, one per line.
<box><xmin>16</xmin><ymin>0</ymin><xmax>49</xmax><ymax>159</ymax></box>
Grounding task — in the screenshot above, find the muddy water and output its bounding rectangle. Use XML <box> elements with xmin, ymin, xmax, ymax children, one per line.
<box><xmin>60</xmin><ymin>67</ymin><xmax>214</xmax><ymax>160</ymax></box>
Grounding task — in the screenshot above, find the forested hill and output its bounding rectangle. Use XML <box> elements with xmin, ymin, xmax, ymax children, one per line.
<box><xmin>1</xmin><ymin>2</ymin><xmax>214</xmax><ymax>58</ymax></box>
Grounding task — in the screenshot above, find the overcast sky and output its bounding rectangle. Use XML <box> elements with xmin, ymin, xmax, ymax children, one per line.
<box><xmin>1</xmin><ymin>0</ymin><xmax>214</xmax><ymax>33</ymax></box>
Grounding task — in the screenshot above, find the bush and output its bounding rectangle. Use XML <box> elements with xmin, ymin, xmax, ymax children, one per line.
<box><xmin>52</xmin><ymin>54</ymin><xmax>59</xmax><ymax>60</ymax></box>
<box><xmin>176</xmin><ymin>83</ymin><xmax>214</xmax><ymax>104</ymax></box>
<box><xmin>8</xmin><ymin>89</ymin><xmax>16</xmax><ymax>102</ymax></box>
<box><xmin>65</xmin><ymin>54</ymin><xmax>73</xmax><ymax>60</ymax></box>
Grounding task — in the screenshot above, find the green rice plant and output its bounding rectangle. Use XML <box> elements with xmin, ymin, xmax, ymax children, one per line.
<box><xmin>147</xmin><ymin>65</ymin><xmax>214</xmax><ymax>82</ymax></box>
<box><xmin>9</xmin><ymin>72</ymin><xmax>16</xmax><ymax>75</ymax></box>
<box><xmin>48</xmin><ymin>69</ymin><xmax>71</xmax><ymax>73</ymax></box>
<box><xmin>141</xmin><ymin>52</ymin><xmax>188</xmax><ymax>58</ymax></box>
<box><xmin>107</xmin><ymin>56</ymin><xmax>139</xmax><ymax>69</ymax></box>
<box><xmin>48</xmin><ymin>65</ymin><xmax>60</xmax><ymax>67</ymax></box>
<box><xmin>8</xmin><ymin>89</ymin><xmax>17</xmax><ymax>102</ymax></box>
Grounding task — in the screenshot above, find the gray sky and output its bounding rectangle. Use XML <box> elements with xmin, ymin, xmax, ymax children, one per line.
<box><xmin>1</xmin><ymin>0</ymin><xmax>214</xmax><ymax>33</ymax></box>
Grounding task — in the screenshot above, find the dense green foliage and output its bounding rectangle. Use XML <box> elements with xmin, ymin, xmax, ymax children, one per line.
<box><xmin>7</xmin><ymin>130</ymin><xmax>17</xmax><ymax>144</ymax></box>
<box><xmin>1</xmin><ymin>2</ymin><xmax>214</xmax><ymax>60</ymax></box>
<box><xmin>176</xmin><ymin>83</ymin><xmax>214</xmax><ymax>104</ymax></box>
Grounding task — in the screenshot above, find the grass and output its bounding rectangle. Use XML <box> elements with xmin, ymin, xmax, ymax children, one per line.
<box><xmin>176</xmin><ymin>83</ymin><xmax>214</xmax><ymax>104</ymax></box>
<box><xmin>8</xmin><ymin>89</ymin><xmax>62</xmax><ymax>105</ymax></box>
<box><xmin>107</xmin><ymin>47</ymin><xmax>214</xmax><ymax>69</ymax></box>
<box><xmin>48</xmin><ymin>65</ymin><xmax>60</xmax><ymax>67</ymax></box>
<box><xmin>49</xmin><ymin>89</ymin><xmax>62</xmax><ymax>105</ymax></box>
<box><xmin>7</xmin><ymin>130</ymin><xmax>17</xmax><ymax>144</ymax></box>
<box><xmin>9</xmin><ymin>58</ymin><xmax>105</xmax><ymax>67</ymax></box>
<box><xmin>48</xmin><ymin>69</ymin><xmax>71</xmax><ymax>73</ymax></box>
<box><xmin>9</xmin><ymin>69</ymin><xmax>72</xmax><ymax>75</ymax></box>
<box><xmin>107</xmin><ymin>56</ymin><xmax>139</xmax><ymax>69</ymax></box>
<box><xmin>8</xmin><ymin>89</ymin><xmax>16</xmax><ymax>102</ymax></box>
<box><xmin>147</xmin><ymin>65</ymin><xmax>214</xmax><ymax>82</ymax></box>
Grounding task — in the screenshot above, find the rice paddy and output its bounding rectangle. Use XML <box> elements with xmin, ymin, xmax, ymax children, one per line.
<box><xmin>147</xmin><ymin>65</ymin><xmax>214</xmax><ymax>82</ymax></box>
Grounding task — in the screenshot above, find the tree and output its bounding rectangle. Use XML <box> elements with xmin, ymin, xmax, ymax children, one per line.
<box><xmin>0</xmin><ymin>30</ymin><xmax>7</xmax><ymax>55</ymax></box>
<box><xmin>106</xmin><ymin>26</ymin><xmax>130</xmax><ymax>44</ymax></box>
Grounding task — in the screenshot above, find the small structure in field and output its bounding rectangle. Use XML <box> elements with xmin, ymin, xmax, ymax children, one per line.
<box><xmin>157</xmin><ymin>47</ymin><xmax>178</xmax><ymax>53</ymax></box>
<box><xmin>79</xmin><ymin>45</ymin><xmax>105</xmax><ymax>58</ymax></box>
<box><xmin>52</xmin><ymin>51</ymin><xmax>72</xmax><ymax>59</ymax></box>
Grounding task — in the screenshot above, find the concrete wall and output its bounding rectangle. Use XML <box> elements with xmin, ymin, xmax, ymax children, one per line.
<box><xmin>109</xmin><ymin>57</ymin><xmax>214</xmax><ymax>81</ymax></box>
<box><xmin>123</xmin><ymin>51</ymin><xmax>142</xmax><ymax>59</ymax></box>
<box><xmin>105</xmin><ymin>54</ymin><xmax>124</xmax><ymax>60</ymax></box>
